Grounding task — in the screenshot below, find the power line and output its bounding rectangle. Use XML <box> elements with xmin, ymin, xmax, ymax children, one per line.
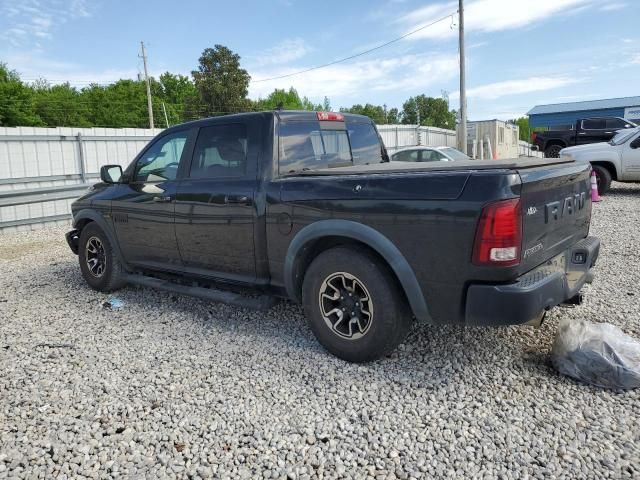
<box><xmin>252</xmin><ymin>11</ymin><xmax>458</xmax><ymax>83</ymax></box>
<box><xmin>14</xmin><ymin>13</ymin><xmax>457</xmax><ymax>91</ymax></box>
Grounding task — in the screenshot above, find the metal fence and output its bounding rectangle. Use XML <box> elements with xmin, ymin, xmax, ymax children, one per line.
<box><xmin>377</xmin><ymin>125</ymin><xmax>457</xmax><ymax>151</ymax></box>
<box><xmin>518</xmin><ymin>140</ymin><xmax>544</xmax><ymax>158</ymax></box>
<box><xmin>377</xmin><ymin>124</ymin><xmax>542</xmax><ymax>158</ymax></box>
<box><xmin>0</xmin><ymin>127</ymin><xmax>162</xmax><ymax>233</ymax></box>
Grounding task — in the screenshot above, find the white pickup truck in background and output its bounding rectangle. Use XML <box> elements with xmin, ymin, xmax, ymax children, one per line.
<box><xmin>560</xmin><ymin>127</ymin><xmax>640</xmax><ymax>194</ymax></box>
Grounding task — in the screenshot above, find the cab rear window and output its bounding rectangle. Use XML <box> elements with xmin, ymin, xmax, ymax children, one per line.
<box><xmin>278</xmin><ymin>120</ymin><xmax>384</xmax><ymax>174</ymax></box>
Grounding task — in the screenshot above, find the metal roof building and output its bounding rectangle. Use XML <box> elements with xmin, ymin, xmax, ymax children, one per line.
<box><xmin>527</xmin><ymin>96</ymin><xmax>640</xmax><ymax>128</ymax></box>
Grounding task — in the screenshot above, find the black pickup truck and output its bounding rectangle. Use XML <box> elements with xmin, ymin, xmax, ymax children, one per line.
<box><xmin>66</xmin><ymin>111</ymin><xmax>600</xmax><ymax>362</ymax></box>
<box><xmin>533</xmin><ymin>116</ymin><xmax>636</xmax><ymax>158</ymax></box>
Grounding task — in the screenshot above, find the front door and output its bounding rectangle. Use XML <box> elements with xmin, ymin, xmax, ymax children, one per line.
<box><xmin>111</xmin><ymin>129</ymin><xmax>193</xmax><ymax>268</ymax></box>
<box><xmin>174</xmin><ymin>122</ymin><xmax>257</xmax><ymax>282</ymax></box>
<box><xmin>622</xmin><ymin>132</ymin><xmax>640</xmax><ymax>181</ymax></box>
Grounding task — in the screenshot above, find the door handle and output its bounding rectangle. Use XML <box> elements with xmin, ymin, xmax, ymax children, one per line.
<box><xmin>578</xmin><ymin>132</ymin><xmax>586</xmax><ymax>135</ymax></box>
<box><xmin>153</xmin><ymin>195</ymin><xmax>172</xmax><ymax>203</ymax></box>
<box><xmin>224</xmin><ymin>195</ymin><xmax>250</xmax><ymax>205</ymax></box>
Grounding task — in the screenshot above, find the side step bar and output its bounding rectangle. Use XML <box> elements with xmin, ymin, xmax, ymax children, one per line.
<box><xmin>124</xmin><ymin>274</ymin><xmax>277</xmax><ymax>311</ymax></box>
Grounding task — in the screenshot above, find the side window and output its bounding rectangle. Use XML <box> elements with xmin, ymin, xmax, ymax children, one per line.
<box><xmin>189</xmin><ymin>124</ymin><xmax>248</xmax><ymax>179</ymax></box>
<box><xmin>605</xmin><ymin>118</ymin><xmax>627</xmax><ymax>129</ymax></box>
<box><xmin>279</xmin><ymin>121</ymin><xmax>352</xmax><ymax>174</ymax></box>
<box><xmin>393</xmin><ymin>150</ymin><xmax>418</xmax><ymax>162</ymax></box>
<box><xmin>135</xmin><ymin>131</ymin><xmax>188</xmax><ymax>182</ymax></box>
<box><xmin>430</xmin><ymin>150</ymin><xmax>448</xmax><ymax>161</ymax></box>
<box><xmin>582</xmin><ymin>118</ymin><xmax>606</xmax><ymax>130</ymax></box>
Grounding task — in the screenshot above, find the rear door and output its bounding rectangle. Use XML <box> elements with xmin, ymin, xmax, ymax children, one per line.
<box><xmin>517</xmin><ymin>161</ymin><xmax>592</xmax><ymax>272</ymax></box>
<box><xmin>111</xmin><ymin>128</ymin><xmax>194</xmax><ymax>268</ymax></box>
<box><xmin>174</xmin><ymin>121</ymin><xmax>258</xmax><ymax>282</ymax></box>
<box><xmin>577</xmin><ymin>118</ymin><xmax>609</xmax><ymax>145</ymax></box>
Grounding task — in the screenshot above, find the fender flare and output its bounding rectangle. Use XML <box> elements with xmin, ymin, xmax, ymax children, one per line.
<box><xmin>284</xmin><ymin>220</ymin><xmax>431</xmax><ymax>323</ymax></box>
<box><xmin>73</xmin><ymin>209</ymin><xmax>129</xmax><ymax>270</ymax></box>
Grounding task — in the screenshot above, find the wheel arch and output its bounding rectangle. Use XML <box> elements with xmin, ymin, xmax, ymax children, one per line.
<box><xmin>284</xmin><ymin>220</ymin><xmax>432</xmax><ymax>323</ymax></box>
<box><xmin>590</xmin><ymin>161</ymin><xmax>618</xmax><ymax>181</ymax></box>
<box><xmin>73</xmin><ymin>209</ymin><xmax>128</xmax><ymax>269</ymax></box>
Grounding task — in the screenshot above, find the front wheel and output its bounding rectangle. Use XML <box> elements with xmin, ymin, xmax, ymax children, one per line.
<box><xmin>78</xmin><ymin>223</ymin><xmax>126</xmax><ymax>292</ymax></box>
<box><xmin>302</xmin><ymin>247</ymin><xmax>412</xmax><ymax>362</ymax></box>
<box><xmin>592</xmin><ymin>165</ymin><xmax>612</xmax><ymax>195</ymax></box>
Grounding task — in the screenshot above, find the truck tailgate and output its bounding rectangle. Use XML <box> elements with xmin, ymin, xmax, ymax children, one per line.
<box><xmin>517</xmin><ymin>161</ymin><xmax>592</xmax><ymax>272</ymax></box>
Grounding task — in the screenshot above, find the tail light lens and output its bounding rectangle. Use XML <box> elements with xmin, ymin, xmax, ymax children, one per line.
<box><xmin>531</xmin><ymin>132</ymin><xmax>537</xmax><ymax>143</ymax></box>
<box><xmin>473</xmin><ymin>198</ymin><xmax>522</xmax><ymax>267</ymax></box>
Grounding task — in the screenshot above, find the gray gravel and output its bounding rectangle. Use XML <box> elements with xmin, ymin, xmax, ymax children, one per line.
<box><xmin>1</xmin><ymin>183</ymin><xmax>640</xmax><ymax>479</ymax></box>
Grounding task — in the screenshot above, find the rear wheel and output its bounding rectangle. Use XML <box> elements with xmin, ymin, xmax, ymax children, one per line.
<box><xmin>78</xmin><ymin>223</ymin><xmax>126</xmax><ymax>292</ymax></box>
<box><xmin>545</xmin><ymin>144</ymin><xmax>563</xmax><ymax>158</ymax></box>
<box><xmin>302</xmin><ymin>247</ymin><xmax>412</xmax><ymax>362</ymax></box>
<box><xmin>592</xmin><ymin>165</ymin><xmax>612</xmax><ymax>195</ymax></box>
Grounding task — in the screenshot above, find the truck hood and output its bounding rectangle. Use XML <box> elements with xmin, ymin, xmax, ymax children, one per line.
<box><xmin>561</xmin><ymin>142</ymin><xmax>611</xmax><ymax>156</ymax></box>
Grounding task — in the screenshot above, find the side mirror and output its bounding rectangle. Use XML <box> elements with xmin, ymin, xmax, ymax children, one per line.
<box><xmin>100</xmin><ymin>165</ymin><xmax>123</xmax><ymax>183</ymax></box>
<box><xmin>630</xmin><ymin>138</ymin><xmax>640</xmax><ymax>149</ymax></box>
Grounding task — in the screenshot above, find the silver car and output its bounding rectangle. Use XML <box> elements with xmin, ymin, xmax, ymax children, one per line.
<box><xmin>391</xmin><ymin>146</ymin><xmax>470</xmax><ymax>163</ymax></box>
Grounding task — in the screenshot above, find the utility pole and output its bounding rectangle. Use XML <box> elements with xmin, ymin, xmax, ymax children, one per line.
<box><xmin>458</xmin><ymin>0</ymin><xmax>467</xmax><ymax>154</ymax></box>
<box><xmin>162</xmin><ymin>102</ymin><xmax>170</xmax><ymax>128</ymax></box>
<box><xmin>140</xmin><ymin>41</ymin><xmax>154</xmax><ymax>129</ymax></box>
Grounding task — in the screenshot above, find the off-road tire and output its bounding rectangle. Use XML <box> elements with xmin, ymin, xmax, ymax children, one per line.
<box><xmin>302</xmin><ymin>247</ymin><xmax>412</xmax><ymax>362</ymax></box>
<box><xmin>78</xmin><ymin>223</ymin><xmax>126</xmax><ymax>292</ymax></box>
<box><xmin>545</xmin><ymin>144</ymin><xmax>563</xmax><ymax>158</ymax></box>
<box><xmin>592</xmin><ymin>165</ymin><xmax>612</xmax><ymax>195</ymax></box>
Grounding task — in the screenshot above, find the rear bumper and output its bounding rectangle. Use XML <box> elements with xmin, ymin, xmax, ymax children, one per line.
<box><xmin>66</xmin><ymin>229</ymin><xmax>80</xmax><ymax>255</ymax></box>
<box><xmin>465</xmin><ymin>236</ymin><xmax>600</xmax><ymax>326</ymax></box>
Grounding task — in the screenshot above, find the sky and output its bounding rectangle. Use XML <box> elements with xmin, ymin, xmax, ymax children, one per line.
<box><xmin>0</xmin><ymin>0</ymin><xmax>638</xmax><ymax>121</ymax></box>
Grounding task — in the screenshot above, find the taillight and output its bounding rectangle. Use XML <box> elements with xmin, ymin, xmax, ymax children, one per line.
<box><xmin>317</xmin><ymin>111</ymin><xmax>344</xmax><ymax>121</ymax></box>
<box><xmin>531</xmin><ymin>132</ymin><xmax>537</xmax><ymax>143</ymax></box>
<box><xmin>473</xmin><ymin>198</ymin><xmax>522</xmax><ymax>267</ymax></box>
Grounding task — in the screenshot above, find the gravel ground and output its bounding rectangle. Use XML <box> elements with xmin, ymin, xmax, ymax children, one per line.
<box><xmin>1</xmin><ymin>183</ymin><xmax>639</xmax><ymax>479</ymax></box>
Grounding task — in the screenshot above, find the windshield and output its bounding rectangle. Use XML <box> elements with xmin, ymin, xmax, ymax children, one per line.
<box><xmin>609</xmin><ymin>127</ymin><xmax>640</xmax><ymax>146</ymax></box>
<box><xmin>440</xmin><ymin>147</ymin><xmax>470</xmax><ymax>161</ymax></box>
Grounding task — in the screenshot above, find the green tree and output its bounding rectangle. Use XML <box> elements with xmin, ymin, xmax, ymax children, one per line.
<box><xmin>340</xmin><ymin>103</ymin><xmax>387</xmax><ymax>124</ymax></box>
<box><xmin>33</xmin><ymin>82</ymin><xmax>91</xmax><ymax>127</ymax></box>
<box><xmin>155</xmin><ymin>72</ymin><xmax>198</xmax><ymax>125</ymax></box>
<box><xmin>253</xmin><ymin>87</ymin><xmax>326</xmax><ymax>112</ymax></box>
<box><xmin>512</xmin><ymin>116</ymin><xmax>531</xmax><ymax>142</ymax></box>
<box><xmin>254</xmin><ymin>87</ymin><xmax>305</xmax><ymax>110</ymax></box>
<box><xmin>401</xmin><ymin>95</ymin><xmax>455</xmax><ymax>129</ymax></box>
<box><xmin>300</xmin><ymin>96</ymin><xmax>323</xmax><ymax>111</ymax></box>
<box><xmin>192</xmin><ymin>45</ymin><xmax>251</xmax><ymax>116</ymax></box>
<box><xmin>83</xmin><ymin>80</ymin><xmax>149</xmax><ymax>127</ymax></box>
<box><xmin>0</xmin><ymin>63</ymin><xmax>42</xmax><ymax>126</ymax></box>
<box><xmin>387</xmin><ymin>107</ymin><xmax>400</xmax><ymax>124</ymax></box>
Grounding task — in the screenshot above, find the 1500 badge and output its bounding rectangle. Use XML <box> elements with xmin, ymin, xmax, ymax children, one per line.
<box><xmin>544</xmin><ymin>192</ymin><xmax>587</xmax><ymax>223</ymax></box>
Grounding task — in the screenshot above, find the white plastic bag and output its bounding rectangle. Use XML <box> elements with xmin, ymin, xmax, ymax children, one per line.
<box><xmin>551</xmin><ymin>318</ymin><xmax>640</xmax><ymax>390</ymax></box>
